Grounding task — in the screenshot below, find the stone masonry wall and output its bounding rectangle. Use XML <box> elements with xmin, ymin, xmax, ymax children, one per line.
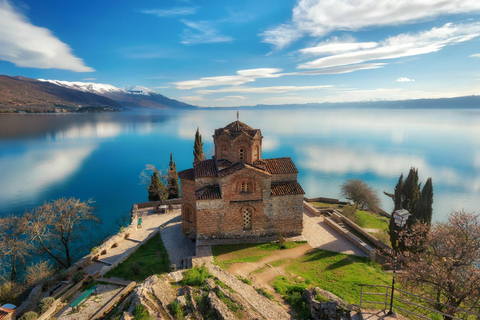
<box><xmin>181</xmin><ymin>179</ymin><xmax>196</xmax><ymax>238</ymax></box>
<box><xmin>269</xmin><ymin>194</ymin><xmax>304</xmax><ymax>236</ymax></box>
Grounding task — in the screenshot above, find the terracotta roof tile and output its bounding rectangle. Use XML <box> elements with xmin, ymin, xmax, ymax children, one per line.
<box><xmin>194</xmin><ymin>159</ymin><xmax>218</xmax><ymax>178</ymax></box>
<box><xmin>195</xmin><ymin>185</ymin><xmax>221</xmax><ymax>200</ymax></box>
<box><xmin>271</xmin><ymin>181</ymin><xmax>305</xmax><ymax>196</ymax></box>
<box><xmin>0</xmin><ymin>308</ymin><xmax>14</xmax><ymax>320</ymax></box>
<box><xmin>264</xmin><ymin>157</ymin><xmax>298</xmax><ymax>174</ymax></box>
<box><xmin>217</xmin><ymin>159</ymin><xmax>232</xmax><ymax>167</ymax></box>
<box><xmin>214</xmin><ymin>120</ymin><xmax>261</xmax><ymax>139</ymax></box>
<box><xmin>178</xmin><ymin>168</ymin><xmax>195</xmax><ymax>181</ymax></box>
<box><xmin>218</xmin><ymin>162</ymin><xmax>269</xmax><ymax>177</ymax></box>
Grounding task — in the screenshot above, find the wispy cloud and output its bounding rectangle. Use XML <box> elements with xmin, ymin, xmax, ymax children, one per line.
<box><xmin>299</xmin><ymin>38</ymin><xmax>378</xmax><ymax>55</ymax></box>
<box><xmin>0</xmin><ymin>0</ymin><xmax>94</xmax><ymax>72</ymax></box>
<box><xmin>397</xmin><ymin>77</ymin><xmax>415</xmax><ymax>82</ymax></box>
<box><xmin>180</xmin><ymin>20</ymin><xmax>233</xmax><ymax>45</ymax></box>
<box><xmin>298</xmin><ymin>22</ymin><xmax>480</xmax><ymax>69</ymax></box>
<box><xmin>262</xmin><ymin>0</ymin><xmax>480</xmax><ymax>49</ymax></box>
<box><xmin>141</xmin><ymin>6</ymin><xmax>198</xmax><ymax>17</ymax></box>
<box><xmin>289</xmin><ymin>63</ymin><xmax>385</xmax><ymax>75</ymax></box>
<box><xmin>82</xmin><ymin>78</ymin><xmax>96</xmax><ymax>81</ymax></box>
<box><xmin>175</xmin><ymin>68</ymin><xmax>282</xmax><ymax>89</ymax></box>
<box><xmin>470</xmin><ymin>53</ymin><xmax>480</xmax><ymax>57</ymax></box>
<box><xmin>197</xmin><ymin>85</ymin><xmax>333</xmax><ymax>94</ymax></box>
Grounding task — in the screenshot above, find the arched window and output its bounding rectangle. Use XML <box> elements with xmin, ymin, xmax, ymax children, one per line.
<box><xmin>243</xmin><ymin>207</ymin><xmax>252</xmax><ymax>230</ymax></box>
<box><xmin>239</xmin><ymin>148</ymin><xmax>244</xmax><ymax>161</ymax></box>
<box><xmin>255</xmin><ymin>146</ymin><xmax>260</xmax><ymax>160</ymax></box>
<box><xmin>241</xmin><ymin>182</ymin><xmax>251</xmax><ymax>192</ymax></box>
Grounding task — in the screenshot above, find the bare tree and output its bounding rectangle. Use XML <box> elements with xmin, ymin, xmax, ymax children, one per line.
<box><xmin>340</xmin><ymin>179</ymin><xmax>380</xmax><ymax>212</ymax></box>
<box><xmin>0</xmin><ymin>215</ymin><xmax>33</xmax><ymax>281</ymax></box>
<box><xmin>25</xmin><ymin>198</ymin><xmax>100</xmax><ymax>268</ymax></box>
<box><xmin>23</xmin><ymin>260</ymin><xmax>54</xmax><ymax>288</ymax></box>
<box><xmin>399</xmin><ymin>210</ymin><xmax>480</xmax><ymax>318</ymax></box>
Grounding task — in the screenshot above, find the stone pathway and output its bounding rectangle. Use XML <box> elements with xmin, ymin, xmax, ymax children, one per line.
<box><xmin>84</xmin><ymin>209</ymin><xmax>181</xmax><ymax>276</ymax></box>
<box><xmin>302</xmin><ymin>208</ymin><xmax>368</xmax><ymax>257</ymax></box>
<box><xmin>160</xmin><ymin>221</ymin><xmax>196</xmax><ymax>268</ymax></box>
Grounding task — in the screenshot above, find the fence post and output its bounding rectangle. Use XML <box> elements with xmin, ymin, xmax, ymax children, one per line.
<box><xmin>384</xmin><ymin>286</ymin><xmax>389</xmax><ymax>311</ymax></box>
<box><xmin>360</xmin><ymin>285</ymin><xmax>363</xmax><ymax>309</ymax></box>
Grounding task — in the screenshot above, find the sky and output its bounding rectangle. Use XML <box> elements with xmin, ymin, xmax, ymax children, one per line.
<box><xmin>1</xmin><ymin>0</ymin><xmax>480</xmax><ymax>107</ymax></box>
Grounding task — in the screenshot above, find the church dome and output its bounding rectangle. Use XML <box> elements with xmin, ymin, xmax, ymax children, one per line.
<box><xmin>214</xmin><ymin>120</ymin><xmax>260</xmax><ymax>138</ymax></box>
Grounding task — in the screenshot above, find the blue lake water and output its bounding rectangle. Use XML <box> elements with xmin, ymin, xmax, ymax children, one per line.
<box><xmin>1</xmin><ymin>108</ymin><xmax>479</xmax><ymax>237</ymax></box>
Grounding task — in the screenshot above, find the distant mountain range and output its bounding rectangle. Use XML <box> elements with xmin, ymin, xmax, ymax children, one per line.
<box><xmin>0</xmin><ymin>75</ymin><xmax>195</xmax><ymax>113</ymax></box>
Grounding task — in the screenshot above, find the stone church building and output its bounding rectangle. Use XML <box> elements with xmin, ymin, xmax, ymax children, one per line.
<box><xmin>178</xmin><ymin>119</ymin><xmax>304</xmax><ymax>240</ymax></box>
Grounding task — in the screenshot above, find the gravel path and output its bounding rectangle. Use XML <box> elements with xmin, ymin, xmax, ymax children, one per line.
<box><xmin>302</xmin><ymin>208</ymin><xmax>368</xmax><ymax>257</ymax></box>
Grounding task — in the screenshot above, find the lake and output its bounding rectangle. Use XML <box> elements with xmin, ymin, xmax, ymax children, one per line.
<box><xmin>1</xmin><ymin>108</ymin><xmax>479</xmax><ymax>237</ymax></box>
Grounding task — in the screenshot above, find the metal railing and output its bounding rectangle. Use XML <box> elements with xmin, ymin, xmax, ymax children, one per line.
<box><xmin>359</xmin><ymin>284</ymin><xmax>480</xmax><ymax>320</ymax></box>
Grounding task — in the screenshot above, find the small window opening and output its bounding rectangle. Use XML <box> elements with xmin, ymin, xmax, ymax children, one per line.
<box><xmin>243</xmin><ymin>208</ymin><xmax>252</xmax><ymax>230</ymax></box>
<box><xmin>241</xmin><ymin>182</ymin><xmax>251</xmax><ymax>192</ymax></box>
<box><xmin>239</xmin><ymin>148</ymin><xmax>244</xmax><ymax>160</ymax></box>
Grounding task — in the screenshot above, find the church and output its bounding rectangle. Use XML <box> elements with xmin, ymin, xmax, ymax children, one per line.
<box><xmin>178</xmin><ymin>118</ymin><xmax>304</xmax><ymax>240</ymax></box>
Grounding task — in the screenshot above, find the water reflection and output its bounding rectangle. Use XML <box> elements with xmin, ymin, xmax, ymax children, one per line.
<box><xmin>0</xmin><ymin>108</ymin><xmax>479</xmax><ymax>224</ymax></box>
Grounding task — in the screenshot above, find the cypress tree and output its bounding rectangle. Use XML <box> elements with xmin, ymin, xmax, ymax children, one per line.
<box><xmin>402</xmin><ymin>167</ymin><xmax>420</xmax><ymax>213</ymax></box>
<box><xmin>167</xmin><ymin>153</ymin><xmax>180</xmax><ymax>199</ymax></box>
<box><xmin>387</xmin><ymin>168</ymin><xmax>433</xmax><ymax>250</ymax></box>
<box><xmin>414</xmin><ymin>177</ymin><xmax>433</xmax><ymax>224</ymax></box>
<box><xmin>148</xmin><ymin>169</ymin><xmax>164</xmax><ymax>201</ymax></box>
<box><xmin>193</xmin><ymin>127</ymin><xmax>204</xmax><ymax>162</ymax></box>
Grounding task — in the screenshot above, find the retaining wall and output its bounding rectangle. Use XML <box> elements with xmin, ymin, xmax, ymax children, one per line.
<box><xmin>324</xmin><ymin>217</ymin><xmax>376</xmax><ymax>260</ymax></box>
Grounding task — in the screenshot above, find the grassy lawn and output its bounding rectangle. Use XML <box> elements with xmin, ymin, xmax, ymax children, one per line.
<box><xmin>211</xmin><ymin>242</ymin><xmax>390</xmax><ymax>304</ymax></box>
<box><xmin>354</xmin><ymin>210</ymin><xmax>390</xmax><ymax>232</ymax></box>
<box><xmin>280</xmin><ymin>250</ymin><xmax>391</xmax><ymax>304</ymax></box>
<box><xmin>104</xmin><ymin>232</ymin><xmax>171</xmax><ymax>281</ymax></box>
<box><xmin>212</xmin><ymin>241</ymin><xmax>305</xmax><ymax>269</ymax></box>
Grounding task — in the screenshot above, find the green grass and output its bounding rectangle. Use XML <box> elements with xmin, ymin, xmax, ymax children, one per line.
<box><xmin>212</xmin><ymin>241</ymin><xmax>306</xmax><ymax>269</ymax></box>
<box><xmin>181</xmin><ymin>265</ymin><xmax>213</xmax><ymax>287</ymax></box>
<box><xmin>104</xmin><ymin>233</ymin><xmax>171</xmax><ymax>281</ymax></box>
<box><xmin>354</xmin><ymin>210</ymin><xmax>390</xmax><ymax>231</ymax></box>
<box><xmin>282</xmin><ymin>249</ymin><xmax>391</xmax><ymax>304</ymax></box>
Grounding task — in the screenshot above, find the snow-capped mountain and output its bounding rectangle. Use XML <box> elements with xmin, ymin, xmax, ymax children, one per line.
<box><xmin>38</xmin><ymin>79</ymin><xmax>195</xmax><ymax>109</ymax></box>
<box><xmin>39</xmin><ymin>79</ymin><xmax>122</xmax><ymax>94</ymax></box>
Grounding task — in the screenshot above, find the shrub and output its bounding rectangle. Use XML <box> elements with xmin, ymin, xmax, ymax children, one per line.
<box><xmin>20</xmin><ymin>311</ymin><xmax>38</xmax><ymax>320</ymax></box>
<box><xmin>72</xmin><ymin>270</ymin><xmax>86</xmax><ymax>284</ymax></box>
<box><xmin>168</xmin><ymin>300</ymin><xmax>184</xmax><ymax>320</ymax></box>
<box><xmin>90</xmin><ymin>246</ymin><xmax>99</xmax><ymax>255</ymax></box>
<box><xmin>181</xmin><ymin>265</ymin><xmax>212</xmax><ymax>286</ymax></box>
<box><xmin>38</xmin><ymin>297</ymin><xmax>55</xmax><ymax>314</ymax></box>
<box><xmin>132</xmin><ymin>304</ymin><xmax>150</xmax><ymax>320</ymax></box>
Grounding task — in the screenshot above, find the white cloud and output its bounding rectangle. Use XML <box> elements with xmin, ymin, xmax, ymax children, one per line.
<box><xmin>181</xmin><ymin>95</ymin><xmax>207</xmax><ymax>101</ymax></box>
<box><xmin>0</xmin><ymin>0</ymin><xmax>94</xmax><ymax>72</ymax></box>
<box><xmin>180</xmin><ymin>20</ymin><xmax>233</xmax><ymax>45</ymax></box>
<box><xmin>260</xmin><ymin>23</ymin><xmax>303</xmax><ymax>50</ymax></box>
<box><xmin>396</xmin><ymin>77</ymin><xmax>415</xmax><ymax>82</ymax></box>
<box><xmin>298</xmin><ymin>22</ymin><xmax>480</xmax><ymax>69</ymax></box>
<box><xmin>141</xmin><ymin>6</ymin><xmax>197</xmax><ymax>17</ymax></box>
<box><xmin>289</xmin><ymin>63</ymin><xmax>385</xmax><ymax>75</ymax></box>
<box><xmin>263</xmin><ymin>0</ymin><xmax>480</xmax><ymax>49</ymax></box>
<box><xmin>197</xmin><ymin>85</ymin><xmax>333</xmax><ymax>94</ymax></box>
<box><xmin>174</xmin><ymin>68</ymin><xmax>283</xmax><ymax>89</ymax></box>
<box><xmin>470</xmin><ymin>53</ymin><xmax>480</xmax><ymax>57</ymax></box>
<box><xmin>299</xmin><ymin>38</ymin><xmax>378</xmax><ymax>55</ymax></box>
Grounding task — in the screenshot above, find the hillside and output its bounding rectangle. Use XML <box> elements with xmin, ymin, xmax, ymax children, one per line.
<box><xmin>40</xmin><ymin>79</ymin><xmax>196</xmax><ymax>109</ymax></box>
<box><xmin>0</xmin><ymin>75</ymin><xmax>123</xmax><ymax>113</ymax></box>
